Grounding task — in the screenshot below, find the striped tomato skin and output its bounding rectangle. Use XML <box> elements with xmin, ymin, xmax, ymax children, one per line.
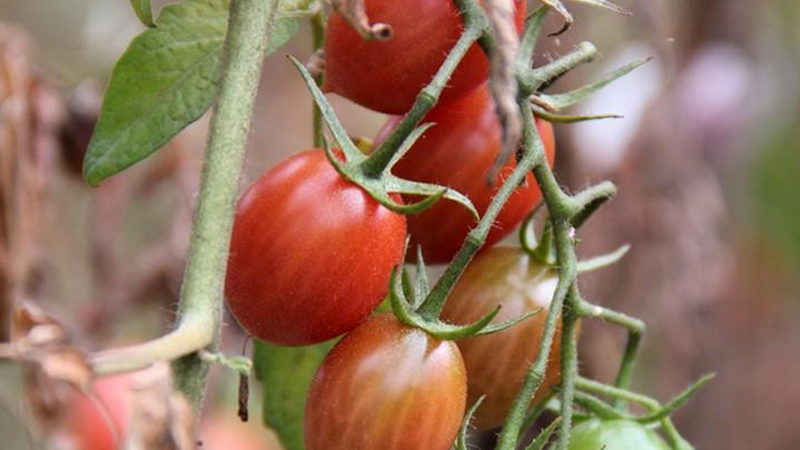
<box><xmin>441</xmin><ymin>247</ymin><xmax>570</xmax><ymax>430</ymax></box>
<box><xmin>305</xmin><ymin>314</ymin><xmax>467</xmax><ymax>450</ymax></box>
<box><xmin>224</xmin><ymin>149</ymin><xmax>406</xmax><ymax>346</ymax></box>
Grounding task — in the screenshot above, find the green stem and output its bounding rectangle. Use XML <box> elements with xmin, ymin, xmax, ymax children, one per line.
<box><xmin>360</xmin><ymin>0</ymin><xmax>489</xmax><ymax>177</ymax></box>
<box><xmin>530</xmin><ymin>220</ymin><xmax>555</xmax><ymax>264</ymax></box>
<box><xmin>311</xmin><ymin>12</ymin><xmax>325</xmax><ymax>148</ymax></box>
<box><xmin>91</xmin><ymin>0</ymin><xmax>278</xmax><ymax>413</ymax></box>
<box><xmin>494</xmin><ymin>107</ymin><xmax>578</xmax><ymax>450</ymax></box>
<box><xmin>555</xmin><ymin>285</ymin><xmax>581</xmax><ymax>450</ymax></box>
<box><xmin>521</xmin><ymin>42</ymin><xmax>598</xmax><ymax>96</ymax></box>
<box><xmin>577</xmin><ymin>300</ymin><xmax>645</xmax><ymax>406</ymax></box>
<box><xmin>419</xmin><ymin>103</ymin><xmax>549</xmax><ymax>319</ymax></box>
<box><xmin>571</xmin><ymin>391</ymin><xmax>627</xmax><ymax>420</ymax></box>
<box><xmin>171</xmin><ymin>0</ymin><xmax>277</xmax><ymax>410</ymax></box>
<box><xmin>360</xmin><ymin>27</ymin><xmax>484</xmax><ymax>177</ymax></box>
<box><xmin>575</xmin><ymin>377</ymin><xmax>659</xmax><ymax>409</ymax></box>
<box><xmin>520</xmin><ymin>391</ymin><xmax>556</xmax><ymax>431</ymax></box>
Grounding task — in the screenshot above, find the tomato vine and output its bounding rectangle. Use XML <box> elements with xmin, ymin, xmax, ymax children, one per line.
<box><xmin>65</xmin><ymin>0</ymin><xmax>713</xmax><ymax>449</ymax></box>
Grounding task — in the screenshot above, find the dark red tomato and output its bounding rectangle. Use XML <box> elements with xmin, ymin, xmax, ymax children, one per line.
<box><xmin>63</xmin><ymin>374</ymin><xmax>134</xmax><ymax>450</ymax></box>
<box><xmin>324</xmin><ymin>0</ymin><xmax>527</xmax><ymax>114</ymax></box>
<box><xmin>305</xmin><ymin>313</ymin><xmax>467</xmax><ymax>450</ymax></box>
<box><xmin>225</xmin><ymin>150</ymin><xmax>407</xmax><ymax>346</ymax></box>
<box><xmin>568</xmin><ymin>419</ymin><xmax>671</xmax><ymax>450</ymax></box>
<box><xmin>441</xmin><ymin>247</ymin><xmax>572</xmax><ymax>429</ymax></box>
<box><xmin>379</xmin><ymin>85</ymin><xmax>556</xmax><ymax>264</ymax></box>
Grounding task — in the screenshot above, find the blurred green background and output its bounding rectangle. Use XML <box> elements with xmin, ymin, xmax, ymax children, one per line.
<box><xmin>1</xmin><ymin>0</ymin><xmax>799</xmax><ymax>449</ymax></box>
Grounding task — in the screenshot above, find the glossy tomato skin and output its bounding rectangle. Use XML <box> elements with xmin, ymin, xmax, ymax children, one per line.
<box><xmin>305</xmin><ymin>313</ymin><xmax>467</xmax><ymax>450</ymax></box>
<box><xmin>225</xmin><ymin>150</ymin><xmax>407</xmax><ymax>346</ymax></box>
<box><xmin>568</xmin><ymin>419</ymin><xmax>671</xmax><ymax>450</ymax></box>
<box><xmin>63</xmin><ymin>375</ymin><xmax>133</xmax><ymax>450</ymax></box>
<box><xmin>440</xmin><ymin>247</ymin><xmax>570</xmax><ymax>429</ymax></box>
<box><xmin>325</xmin><ymin>0</ymin><xmax>527</xmax><ymax>114</ymax></box>
<box><xmin>381</xmin><ymin>86</ymin><xmax>556</xmax><ymax>264</ymax></box>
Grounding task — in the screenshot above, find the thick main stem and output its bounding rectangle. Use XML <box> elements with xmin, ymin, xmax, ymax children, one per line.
<box><xmin>91</xmin><ymin>0</ymin><xmax>278</xmax><ymax>413</ymax></box>
<box><xmin>171</xmin><ymin>0</ymin><xmax>278</xmax><ymax>410</ymax></box>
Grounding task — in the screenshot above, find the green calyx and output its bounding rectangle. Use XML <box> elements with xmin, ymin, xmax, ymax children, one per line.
<box><xmin>389</xmin><ymin>243</ymin><xmax>539</xmax><ymax>341</ymax></box>
<box><xmin>288</xmin><ymin>56</ymin><xmax>478</xmax><ymax>217</ymax></box>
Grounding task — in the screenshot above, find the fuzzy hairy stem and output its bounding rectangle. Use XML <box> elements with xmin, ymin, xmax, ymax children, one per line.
<box><xmin>91</xmin><ymin>0</ymin><xmax>279</xmax><ymax>413</ymax></box>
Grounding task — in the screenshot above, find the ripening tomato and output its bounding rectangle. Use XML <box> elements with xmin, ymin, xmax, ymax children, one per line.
<box><xmin>62</xmin><ymin>375</ymin><xmax>133</xmax><ymax>450</ymax></box>
<box><xmin>305</xmin><ymin>314</ymin><xmax>467</xmax><ymax>450</ymax></box>
<box><xmin>325</xmin><ymin>0</ymin><xmax>528</xmax><ymax>114</ymax></box>
<box><xmin>200</xmin><ymin>413</ymin><xmax>283</xmax><ymax>450</ymax></box>
<box><xmin>568</xmin><ymin>419</ymin><xmax>671</xmax><ymax>450</ymax></box>
<box><xmin>378</xmin><ymin>85</ymin><xmax>556</xmax><ymax>264</ymax></box>
<box><xmin>225</xmin><ymin>150</ymin><xmax>407</xmax><ymax>346</ymax></box>
<box><xmin>441</xmin><ymin>247</ymin><xmax>571</xmax><ymax>429</ymax></box>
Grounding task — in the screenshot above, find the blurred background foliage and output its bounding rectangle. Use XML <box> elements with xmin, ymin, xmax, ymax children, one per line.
<box><xmin>1</xmin><ymin>0</ymin><xmax>799</xmax><ymax>449</ymax></box>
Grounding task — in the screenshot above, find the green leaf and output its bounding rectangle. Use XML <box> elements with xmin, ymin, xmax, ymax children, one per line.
<box><xmin>253</xmin><ymin>340</ymin><xmax>333</xmax><ymax>450</ymax></box>
<box><xmin>130</xmin><ymin>0</ymin><xmax>156</xmax><ymax>27</ymax></box>
<box><xmin>268</xmin><ymin>16</ymin><xmax>299</xmax><ymax>54</ymax></box>
<box><xmin>84</xmin><ymin>0</ymin><xmax>299</xmax><ymax>186</ymax></box>
<box><xmin>83</xmin><ymin>0</ymin><xmax>229</xmax><ymax>186</ymax></box>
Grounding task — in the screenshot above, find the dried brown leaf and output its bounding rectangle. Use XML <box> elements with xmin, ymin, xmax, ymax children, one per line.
<box><xmin>126</xmin><ymin>364</ymin><xmax>197</xmax><ymax>450</ymax></box>
<box><xmin>485</xmin><ymin>0</ymin><xmax>522</xmax><ymax>184</ymax></box>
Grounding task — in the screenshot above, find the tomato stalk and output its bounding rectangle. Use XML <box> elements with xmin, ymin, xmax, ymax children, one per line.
<box><xmin>90</xmin><ymin>0</ymin><xmax>279</xmax><ymax>411</ymax></box>
<box><xmin>418</xmin><ymin>106</ymin><xmax>552</xmax><ymax>319</ymax></box>
<box><xmin>359</xmin><ymin>0</ymin><xmax>490</xmax><ymax>178</ymax></box>
<box><xmin>577</xmin><ymin>299</ymin><xmax>646</xmax><ymax>407</ymax></box>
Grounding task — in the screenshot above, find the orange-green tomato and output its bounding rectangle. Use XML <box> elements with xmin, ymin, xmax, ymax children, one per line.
<box><xmin>200</xmin><ymin>413</ymin><xmax>283</xmax><ymax>450</ymax></box>
<box><xmin>568</xmin><ymin>419</ymin><xmax>671</xmax><ymax>450</ymax></box>
<box><xmin>304</xmin><ymin>313</ymin><xmax>467</xmax><ymax>450</ymax></box>
<box><xmin>441</xmin><ymin>246</ymin><xmax>573</xmax><ymax>429</ymax></box>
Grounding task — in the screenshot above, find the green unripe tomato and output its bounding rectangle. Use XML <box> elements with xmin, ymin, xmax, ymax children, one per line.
<box><xmin>568</xmin><ymin>419</ymin><xmax>671</xmax><ymax>450</ymax></box>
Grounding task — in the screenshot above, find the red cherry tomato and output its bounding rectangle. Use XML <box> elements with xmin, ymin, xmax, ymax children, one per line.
<box><xmin>225</xmin><ymin>150</ymin><xmax>407</xmax><ymax>346</ymax></box>
<box><xmin>441</xmin><ymin>247</ymin><xmax>571</xmax><ymax>429</ymax></box>
<box><xmin>305</xmin><ymin>314</ymin><xmax>467</xmax><ymax>450</ymax></box>
<box><xmin>568</xmin><ymin>419</ymin><xmax>671</xmax><ymax>450</ymax></box>
<box><xmin>63</xmin><ymin>375</ymin><xmax>133</xmax><ymax>450</ymax></box>
<box><xmin>201</xmin><ymin>413</ymin><xmax>282</xmax><ymax>450</ymax></box>
<box><xmin>324</xmin><ymin>0</ymin><xmax>527</xmax><ymax>114</ymax></box>
<box><xmin>378</xmin><ymin>85</ymin><xmax>556</xmax><ymax>264</ymax></box>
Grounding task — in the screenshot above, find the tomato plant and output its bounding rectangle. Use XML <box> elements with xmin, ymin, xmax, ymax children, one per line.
<box><xmin>225</xmin><ymin>149</ymin><xmax>407</xmax><ymax>346</ymax></box>
<box><xmin>305</xmin><ymin>313</ymin><xmax>466</xmax><ymax>450</ymax></box>
<box><xmin>440</xmin><ymin>246</ymin><xmax>569</xmax><ymax>429</ymax></box>
<box><xmin>568</xmin><ymin>419</ymin><xmax>671</xmax><ymax>450</ymax></box>
<box><xmin>324</xmin><ymin>0</ymin><xmax>527</xmax><ymax>114</ymax></box>
<box><xmin>378</xmin><ymin>86</ymin><xmax>556</xmax><ymax>263</ymax></box>
<box><xmin>63</xmin><ymin>375</ymin><xmax>132</xmax><ymax>450</ymax></box>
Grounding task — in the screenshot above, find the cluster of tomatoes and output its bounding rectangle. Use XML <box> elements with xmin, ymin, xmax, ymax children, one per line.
<box><xmin>222</xmin><ymin>1</ymin><xmax>670</xmax><ymax>450</ymax></box>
